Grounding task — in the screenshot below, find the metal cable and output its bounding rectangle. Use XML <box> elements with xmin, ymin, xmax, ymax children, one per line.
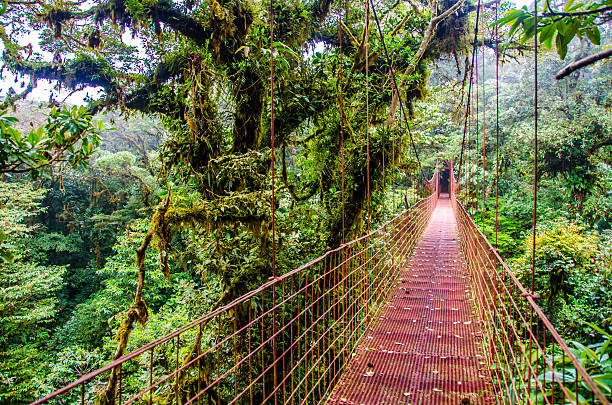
<box><xmin>392</xmin><ymin>107</ymin><xmax>397</xmax><ymax>212</ymax></box>
<box><xmin>269</xmin><ymin>0</ymin><xmax>276</xmax><ymax>279</ymax></box>
<box><xmin>468</xmin><ymin>78</ymin><xmax>472</xmax><ymax>208</ymax></box>
<box><xmin>495</xmin><ymin>2</ymin><xmax>500</xmax><ymax>248</ymax></box>
<box><xmin>481</xmin><ymin>30</ymin><xmax>486</xmax><ymax>227</ymax></box>
<box><xmin>528</xmin><ymin>1</ymin><xmax>539</xmax><ymax>397</ymax></box>
<box><xmin>269</xmin><ymin>1</ymin><xmax>278</xmax><ymax>401</ymax></box>
<box><xmin>339</xmin><ymin>5</ymin><xmax>345</xmax><ymax>244</ymax></box>
<box><xmin>530</xmin><ymin>0</ymin><xmax>539</xmax><ymax>295</ymax></box>
<box><xmin>457</xmin><ymin>0</ymin><xmax>481</xmax><ymax>180</ymax></box>
<box><xmin>365</xmin><ymin>0</ymin><xmax>371</xmax><ymax>227</ymax></box>
<box><xmin>475</xmin><ymin>42</ymin><xmax>479</xmax><ymax>217</ymax></box>
<box><xmin>369</xmin><ymin>0</ymin><xmax>425</xmax><ymax>181</ymax></box>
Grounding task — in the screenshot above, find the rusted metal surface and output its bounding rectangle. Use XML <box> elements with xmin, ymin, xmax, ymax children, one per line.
<box><xmin>327</xmin><ymin>195</ymin><xmax>494</xmax><ymax>405</ymax></box>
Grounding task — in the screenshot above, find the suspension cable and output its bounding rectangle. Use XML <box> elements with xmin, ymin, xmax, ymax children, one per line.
<box><xmin>269</xmin><ymin>0</ymin><xmax>276</xmax><ymax>280</ymax></box>
<box><xmin>268</xmin><ymin>1</ymin><xmax>279</xmax><ymax>402</ymax></box>
<box><xmin>481</xmin><ymin>31</ymin><xmax>486</xmax><ymax>227</ymax></box>
<box><xmin>495</xmin><ymin>2</ymin><xmax>500</xmax><ymax>248</ymax></box>
<box><xmin>339</xmin><ymin>5</ymin><xmax>345</xmax><ymax>244</ymax></box>
<box><xmin>474</xmin><ymin>43</ymin><xmax>479</xmax><ymax>216</ymax></box>
<box><xmin>405</xmin><ymin>150</ymin><xmax>410</xmax><ymax>204</ymax></box>
<box><xmin>457</xmin><ymin>0</ymin><xmax>481</xmax><ymax>180</ymax></box>
<box><xmin>369</xmin><ymin>0</ymin><xmax>425</xmax><ymax>181</ymax></box>
<box><xmin>382</xmin><ymin>117</ymin><xmax>386</xmax><ymax>221</ymax></box>
<box><xmin>338</xmin><ymin>0</ymin><xmax>347</xmax><ymax>367</ymax></box>
<box><xmin>392</xmin><ymin>105</ymin><xmax>397</xmax><ymax>212</ymax></box>
<box><xmin>458</xmin><ymin>65</ymin><xmax>472</xmax><ymax>182</ymax></box>
<box><xmin>467</xmin><ymin>78</ymin><xmax>472</xmax><ymax>207</ymax></box>
<box><xmin>470</xmin><ymin>70</ymin><xmax>476</xmax><ymax>210</ymax></box>
<box><xmin>530</xmin><ymin>0</ymin><xmax>539</xmax><ymax>294</ymax></box>
<box><xmin>527</xmin><ymin>1</ymin><xmax>540</xmax><ymax>396</ymax></box>
<box><xmin>365</xmin><ymin>0</ymin><xmax>371</xmax><ymax>227</ymax></box>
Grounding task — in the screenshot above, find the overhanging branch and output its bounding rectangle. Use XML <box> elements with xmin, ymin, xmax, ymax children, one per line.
<box><xmin>555</xmin><ymin>47</ymin><xmax>612</xmax><ymax>79</ymax></box>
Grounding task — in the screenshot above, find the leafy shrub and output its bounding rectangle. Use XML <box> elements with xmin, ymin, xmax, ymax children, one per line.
<box><xmin>534</xmin><ymin>324</ymin><xmax>612</xmax><ymax>404</ymax></box>
<box><xmin>513</xmin><ymin>217</ymin><xmax>612</xmax><ymax>340</ymax></box>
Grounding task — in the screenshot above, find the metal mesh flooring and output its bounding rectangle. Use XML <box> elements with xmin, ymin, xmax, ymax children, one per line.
<box><xmin>327</xmin><ymin>197</ymin><xmax>494</xmax><ymax>404</ymax></box>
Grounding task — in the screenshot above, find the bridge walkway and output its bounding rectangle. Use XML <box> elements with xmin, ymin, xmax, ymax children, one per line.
<box><xmin>327</xmin><ymin>196</ymin><xmax>494</xmax><ymax>404</ymax></box>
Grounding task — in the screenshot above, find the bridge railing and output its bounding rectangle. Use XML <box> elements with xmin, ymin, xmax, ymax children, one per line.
<box><xmin>450</xmin><ymin>182</ymin><xmax>609</xmax><ymax>404</ymax></box>
<box><xmin>33</xmin><ymin>178</ymin><xmax>438</xmax><ymax>405</ymax></box>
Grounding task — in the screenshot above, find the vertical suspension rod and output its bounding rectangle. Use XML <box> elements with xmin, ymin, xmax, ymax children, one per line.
<box><xmin>474</xmin><ymin>43</ymin><xmax>479</xmax><ymax>216</ymax></box>
<box><xmin>269</xmin><ymin>1</ymin><xmax>278</xmax><ymax>403</ymax></box>
<box><xmin>457</xmin><ymin>0</ymin><xmax>481</xmax><ymax>180</ymax></box>
<box><xmin>495</xmin><ymin>3</ymin><xmax>500</xmax><ymax>247</ymax></box>
<box><xmin>481</xmin><ymin>31</ymin><xmax>486</xmax><ymax>227</ymax></box>
<box><xmin>365</xmin><ymin>0</ymin><xmax>371</xmax><ymax>227</ymax></box>
<box><xmin>369</xmin><ymin>0</ymin><xmax>425</xmax><ymax>181</ymax></box>
<box><xmin>530</xmin><ymin>0</ymin><xmax>539</xmax><ymax>295</ymax></box>
<box><xmin>339</xmin><ymin>4</ymin><xmax>345</xmax><ymax>244</ymax></box>
<box><xmin>528</xmin><ymin>0</ymin><xmax>539</xmax><ymax>398</ymax></box>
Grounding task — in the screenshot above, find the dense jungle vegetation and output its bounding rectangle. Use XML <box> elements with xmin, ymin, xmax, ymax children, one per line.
<box><xmin>0</xmin><ymin>0</ymin><xmax>611</xmax><ymax>402</ymax></box>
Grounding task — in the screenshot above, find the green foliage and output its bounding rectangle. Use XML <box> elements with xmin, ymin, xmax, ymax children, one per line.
<box><xmin>96</xmin><ymin>219</ymin><xmax>178</xmax><ymax>317</ymax></box>
<box><xmin>517</xmin><ymin>217</ymin><xmax>596</xmax><ymax>291</ymax></box>
<box><xmin>0</xmin><ymin>344</ymin><xmax>49</xmax><ymax>404</ymax></box>
<box><xmin>54</xmin><ymin>298</ymin><xmax>109</xmax><ymax>350</ymax></box>
<box><xmin>0</xmin><ymin>182</ymin><xmax>47</xmax><ymax>235</ymax></box>
<box><xmin>583</xmin><ymin>163</ymin><xmax>612</xmax><ymax>229</ymax></box>
<box><xmin>0</xmin><ymin>262</ymin><xmax>65</xmax><ymax>338</ymax></box>
<box><xmin>0</xmin><ymin>104</ymin><xmax>164</xmax><ymax>401</ymax></box>
<box><xmin>94</xmin><ymin>278</ymin><xmax>215</xmax><ymax>402</ymax></box>
<box><xmin>0</xmin><ymin>230</ymin><xmax>13</xmax><ymax>264</ymax></box>
<box><xmin>530</xmin><ymin>324</ymin><xmax>612</xmax><ymax>403</ymax></box>
<box><xmin>0</xmin><ymin>0</ymin><xmax>608</xmax><ymax>401</ymax></box>
<box><xmin>540</xmin><ymin>101</ymin><xmax>611</xmax><ymax>211</ymax></box>
<box><xmin>497</xmin><ymin>0</ymin><xmax>611</xmax><ymax>59</ymax></box>
<box><xmin>0</xmin><ymin>106</ymin><xmax>104</xmax><ymax>177</ymax></box>
<box><xmin>117</xmin><ymin>278</ymin><xmax>215</xmax><ymax>352</ymax></box>
<box><xmin>0</xmin><ymin>181</ymin><xmax>67</xmax><ymax>403</ymax></box>
<box><xmin>45</xmin><ymin>346</ymin><xmax>104</xmax><ymax>397</ymax></box>
<box><xmin>512</xmin><ymin>216</ymin><xmax>612</xmax><ymax>340</ymax></box>
<box><xmin>480</xmin><ymin>201</ymin><xmax>526</xmax><ymax>258</ymax></box>
<box><xmin>26</xmin><ymin>232</ymin><xmax>84</xmax><ymax>264</ymax></box>
<box><xmin>0</xmin><ymin>182</ymin><xmax>66</xmax><ymax>338</ymax></box>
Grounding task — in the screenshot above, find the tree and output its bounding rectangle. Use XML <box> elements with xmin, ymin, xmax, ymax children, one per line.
<box><xmin>541</xmin><ymin>102</ymin><xmax>611</xmax><ymax>211</ymax></box>
<box><xmin>497</xmin><ymin>0</ymin><xmax>612</xmax><ymax>77</ymax></box>
<box><xmin>0</xmin><ymin>181</ymin><xmax>67</xmax><ymax>403</ymax></box>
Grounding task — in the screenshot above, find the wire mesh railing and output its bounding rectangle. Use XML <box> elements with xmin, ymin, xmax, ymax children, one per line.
<box><xmin>450</xmin><ymin>178</ymin><xmax>609</xmax><ymax>405</ymax></box>
<box><xmin>32</xmin><ymin>177</ymin><xmax>438</xmax><ymax>405</ymax></box>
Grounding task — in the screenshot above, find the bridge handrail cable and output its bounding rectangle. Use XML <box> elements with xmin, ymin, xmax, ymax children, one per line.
<box><xmin>450</xmin><ymin>180</ymin><xmax>609</xmax><ymax>404</ymax></box>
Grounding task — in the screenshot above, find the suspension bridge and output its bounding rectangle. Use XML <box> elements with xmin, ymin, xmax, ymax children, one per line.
<box><xmin>31</xmin><ymin>165</ymin><xmax>610</xmax><ymax>405</ymax></box>
<box><xmin>29</xmin><ymin>0</ymin><xmax>611</xmax><ymax>403</ymax></box>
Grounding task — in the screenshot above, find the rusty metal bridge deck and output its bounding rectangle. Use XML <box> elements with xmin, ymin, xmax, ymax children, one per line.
<box><xmin>327</xmin><ymin>196</ymin><xmax>493</xmax><ymax>404</ymax></box>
